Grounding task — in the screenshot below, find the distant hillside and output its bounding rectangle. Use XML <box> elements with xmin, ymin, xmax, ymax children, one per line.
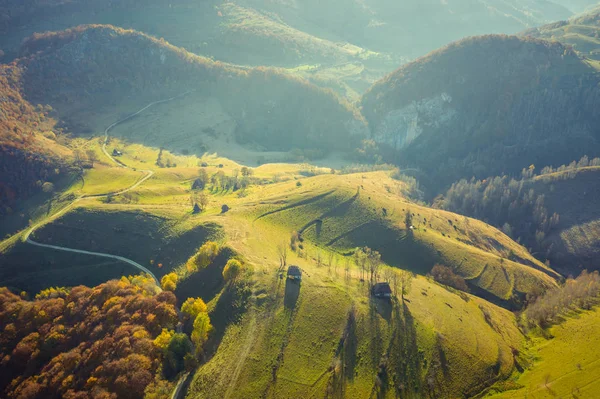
<box><xmin>523</xmin><ymin>5</ymin><xmax>600</xmax><ymax>60</ymax></box>
<box><xmin>532</xmin><ymin>166</ymin><xmax>600</xmax><ymax>273</ymax></box>
<box><xmin>1</xmin><ymin>0</ymin><xmax>595</xmax><ymax>71</ymax></box>
<box><xmin>0</xmin><ymin>0</ymin><xmax>382</xmax><ymax>67</ymax></box>
<box><xmin>16</xmin><ymin>25</ymin><xmax>365</xmax><ymax>152</ymax></box>
<box><xmin>362</xmin><ymin>35</ymin><xmax>600</xmax><ymax>193</ymax></box>
<box><xmin>242</xmin><ymin>0</ymin><xmax>588</xmax><ymax>57</ymax></box>
<box><xmin>0</xmin><ymin>63</ymin><xmax>71</xmax><ymax>217</ymax></box>
<box><xmin>438</xmin><ymin>158</ymin><xmax>600</xmax><ymax>275</ymax></box>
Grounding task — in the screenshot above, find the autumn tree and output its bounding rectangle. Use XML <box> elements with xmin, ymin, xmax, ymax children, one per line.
<box><xmin>0</xmin><ymin>278</ymin><xmax>179</xmax><ymax>399</ymax></box>
<box><xmin>181</xmin><ymin>297</ymin><xmax>208</xmax><ymax>320</ymax></box>
<box><xmin>186</xmin><ymin>241</ymin><xmax>220</xmax><ymax>273</ymax></box>
<box><xmin>161</xmin><ymin>273</ymin><xmax>179</xmax><ymax>291</ymax></box>
<box><xmin>223</xmin><ymin>259</ymin><xmax>243</xmax><ymax>283</ymax></box>
<box><xmin>191</xmin><ymin>313</ymin><xmax>213</xmax><ymax>355</ymax></box>
<box><xmin>241</xmin><ymin>166</ymin><xmax>254</xmax><ymax>177</ymax></box>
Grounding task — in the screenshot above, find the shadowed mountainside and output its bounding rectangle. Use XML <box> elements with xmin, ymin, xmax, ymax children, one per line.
<box><xmin>361</xmin><ymin>35</ymin><xmax>600</xmax><ymax>194</ymax></box>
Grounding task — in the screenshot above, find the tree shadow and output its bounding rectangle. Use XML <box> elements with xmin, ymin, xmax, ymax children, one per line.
<box><xmin>368</xmin><ymin>298</ymin><xmax>383</xmax><ymax>370</ymax></box>
<box><xmin>330</xmin><ymin>308</ymin><xmax>359</xmax><ymax>399</ymax></box>
<box><xmin>387</xmin><ymin>301</ymin><xmax>423</xmax><ymax>398</ymax></box>
<box><xmin>284</xmin><ymin>278</ymin><xmax>300</xmax><ymax>309</ymax></box>
<box><xmin>372</xmin><ymin>297</ymin><xmax>392</xmax><ymax>322</ymax></box>
<box><xmin>203</xmin><ymin>281</ymin><xmax>252</xmax><ymax>359</ymax></box>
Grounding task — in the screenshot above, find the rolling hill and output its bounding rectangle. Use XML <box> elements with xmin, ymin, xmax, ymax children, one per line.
<box><xmin>361</xmin><ymin>34</ymin><xmax>600</xmax><ymax>193</ymax></box>
<box><xmin>0</xmin><ymin>135</ymin><xmax>547</xmax><ymax>397</ymax></box>
<box><xmin>523</xmin><ymin>5</ymin><xmax>600</xmax><ymax>60</ymax></box>
<box><xmin>0</xmin><ymin>24</ymin><xmax>367</xmax><ymax>217</ymax></box>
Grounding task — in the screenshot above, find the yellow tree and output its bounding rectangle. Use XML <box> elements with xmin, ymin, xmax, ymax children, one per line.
<box><xmin>191</xmin><ymin>313</ymin><xmax>213</xmax><ymax>354</ymax></box>
<box><xmin>181</xmin><ymin>297</ymin><xmax>208</xmax><ymax>320</ymax></box>
<box><xmin>160</xmin><ymin>273</ymin><xmax>178</xmax><ymax>291</ymax></box>
<box><xmin>153</xmin><ymin>329</ymin><xmax>175</xmax><ymax>350</ymax></box>
<box><xmin>222</xmin><ymin>259</ymin><xmax>243</xmax><ymax>283</ymax></box>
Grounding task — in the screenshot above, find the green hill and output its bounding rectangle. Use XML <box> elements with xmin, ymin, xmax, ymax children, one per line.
<box><xmin>489</xmin><ymin>306</ymin><xmax>600</xmax><ymax>398</ymax></box>
<box><xmin>361</xmin><ymin>35</ymin><xmax>600</xmax><ymax>193</ymax></box>
<box><xmin>523</xmin><ymin>6</ymin><xmax>600</xmax><ymax>60</ymax></box>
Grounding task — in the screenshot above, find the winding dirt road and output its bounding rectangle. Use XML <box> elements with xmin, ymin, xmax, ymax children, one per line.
<box><xmin>23</xmin><ymin>92</ymin><xmax>193</xmax><ymax>285</ymax></box>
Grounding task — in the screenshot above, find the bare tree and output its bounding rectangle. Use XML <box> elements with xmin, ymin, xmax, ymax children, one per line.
<box><xmin>354</xmin><ymin>248</ymin><xmax>368</xmax><ymax>282</ymax></box>
<box><xmin>345</xmin><ymin>258</ymin><xmax>351</xmax><ymax>281</ymax></box>
<box><xmin>383</xmin><ymin>268</ymin><xmax>394</xmax><ymax>284</ymax></box>
<box><xmin>398</xmin><ymin>270</ymin><xmax>413</xmax><ymax>301</ymax></box>
<box><xmin>367</xmin><ymin>248</ymin><xmax>381</xmax><ymax>284</ymax></box>
<box><xmin>327</xmin><ymin>251</ymin><xmax>334</xmax><ymax>274</ymax></box>
<box><xmin>73</xmin><ymin>149</ymin><xmax>83</xmax><ymax>168</ymax></box>
<box><xmin>86</xmin><ymin>149</ymin><xmax>98</xmax><ymax>167</ymax></box>
<box><xmin>198</xmin><ymin>192</ymin><xmax>209</xmax><ymax>211</ymax></box>
<box><xmin>277</xmin><ymin>242</ymin><xmax>288</xmax><ymax>271</ymax></box>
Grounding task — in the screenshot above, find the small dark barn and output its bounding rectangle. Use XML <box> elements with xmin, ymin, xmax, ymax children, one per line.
<box><xmin>287</xmin><ymin>265</ymin><xmax>302</xmax><ymax>281</ymax></box>
<box><xmin>372</xmin><ymin>282</ymin><xmax>392</xmax><ymax>298</ymax></box>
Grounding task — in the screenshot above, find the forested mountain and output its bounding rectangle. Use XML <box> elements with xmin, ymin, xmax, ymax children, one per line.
<box><xmin>18</xmin><ymin>25</ymin><xmax>364</xmax><ymax>150</ymax></box>
<box><xmin>2</xmin><ymin>0</ymin><xmax>598</xmax><ymax>66</ymax></box>
<box><xmin>0</xmin><ymin>64</ymin><xmax>71</xmax><ymax>216</ymax></box>
<box><xmin>361</xmin><ymin>35</ymin><xmax>600</xmax><ymax>193</ymax></box>
<box><xmin>438</xmin><ymin>158</ymin><xmax>600</xmax><ymax>275</ymax></box>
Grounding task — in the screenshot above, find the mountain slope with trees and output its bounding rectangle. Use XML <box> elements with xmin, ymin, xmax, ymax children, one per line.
<box><xmin>361</xmin><ymin>35</ymin><xmax>600</xmax><ymax>193</ymax></box>
<box><xmin>16</xmin><ymin>25</ymin><xmax>365</xmax><ymax>152</ymax></box>
<box><xmin>0</xmin><ymin>276</ymin><xmax>184</xmax><ymax>399</ymax></box>
<box><xmin>438</xmin><ymin>158</ymin><xmax>600</xmax><ymax>275</ymax></box>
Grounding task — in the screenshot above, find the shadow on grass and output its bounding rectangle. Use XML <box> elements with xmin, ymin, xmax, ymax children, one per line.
<box><xmin>204</xmin><ymin>280</ymin><xmax>252</xmax><ymax>359</ymax></box>
<box><xmin>284</xmin><ymin>278</ymin><xmax>300</xmax><ymax>309</ymax></box>
<box><xmin>330</xmin><ymin>307</ymin><xmax>358</xmax><ymax>398</ymax></box>
<box><xmin>386</xmin><ymin>301</ymin><xmax>422</xmax><ymax>398</ymax></box>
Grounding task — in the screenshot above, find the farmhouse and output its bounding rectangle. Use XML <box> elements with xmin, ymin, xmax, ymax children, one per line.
<box><xmin>372</xmin><ymin>282</ymin><xmax>392</xmax><ymax>298</ymax></box>
<box><xmin>287</xmin><ymin>265</ymin><xmax>302</xmax><ymax>281</ymax></box>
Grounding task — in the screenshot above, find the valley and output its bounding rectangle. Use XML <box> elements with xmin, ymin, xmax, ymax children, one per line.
<box><xmin>2</xmin><ymin>2</ymin><xmax>600</xmax><ymax>399</ymax></box>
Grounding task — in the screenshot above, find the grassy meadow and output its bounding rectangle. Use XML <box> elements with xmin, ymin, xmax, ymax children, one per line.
<box><xmin>0</xmin><ymin>132</ymin><xmax>564</xmax><ymax>397</ymax></box>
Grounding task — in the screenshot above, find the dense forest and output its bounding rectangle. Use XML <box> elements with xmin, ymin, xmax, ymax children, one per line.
<box><xmin>0</xmin><ymin>276</ymin><xmax>185</xmax><ymax>399</ymax></box>
<box><xmin>362</xmin><ymin>35</ymin><xmax>600</xmax><ymax>192</ymax></box>
<box><xmin>0</xmin><ymin>64</ymin><xmax>68</xmax><ymax>216</ymax></box>
<box><xmin>438</xmin><ymin>156</ymin><xmax>600</xmax><ymax>269</ymax></box>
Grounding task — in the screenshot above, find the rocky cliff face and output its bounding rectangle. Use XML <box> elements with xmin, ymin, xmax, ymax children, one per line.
<box><xmin>362</xmin><ymin>35</ymin><xmax>600</xmax><ymax>192</ymax></box>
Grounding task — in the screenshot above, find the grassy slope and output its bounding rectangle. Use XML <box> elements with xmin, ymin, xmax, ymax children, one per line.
<box><xmin>489</xmin><ymin>307</ymin><xmax>600</xmax><ymax>398</ymax></box>
<box><xmin>0</xmin><ymin>137</ymin><xmax>538</xmax><ymax>397</ymax></box>
<box><xmin>523</xmin><ymin>6</ymin><xmax>600</xmax><ymax>60</ymax></box>
<box><xmin>237</xmin><ymin>172</ymin><xmax>558</xmax><ymax>304</ymax></box>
